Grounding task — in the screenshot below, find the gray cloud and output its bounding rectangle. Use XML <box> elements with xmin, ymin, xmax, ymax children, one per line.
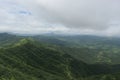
<box><xmin>0</xmin><ymin>0</ymin><xmax>120</xmax><ymax>36</ymax></box>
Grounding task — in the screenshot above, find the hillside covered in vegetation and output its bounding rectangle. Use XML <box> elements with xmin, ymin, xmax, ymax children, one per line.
<box><xmin>0</xmin><ymin>33</ymin><xmax>120</xmax><ymax>80</ymax></box>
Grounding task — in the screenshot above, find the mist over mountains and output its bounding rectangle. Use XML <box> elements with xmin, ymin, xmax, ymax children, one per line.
<box><xmin>1</xmin><ymin>0</ymin><xmax>120</xmax><ymax>80</ymax></box>
<box><xmin>1</xmin><ymin>0</ymin><xmax>120</xmax><ymax>36</ymax></box>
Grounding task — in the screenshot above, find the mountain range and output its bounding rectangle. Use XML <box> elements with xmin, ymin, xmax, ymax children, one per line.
<box><xmin>0</xmin><ymin>33</ymin><xmax>120</xmax><ymax>80</ymax></box>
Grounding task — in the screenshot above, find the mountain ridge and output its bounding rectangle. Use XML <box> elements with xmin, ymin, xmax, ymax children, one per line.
<box><xmin>0</xmin><ymin>39</ymin><xmax>92</xmax><ymax>80</ymax></box>
<box><xmin>0</xmin><ymin>33</ymin><xmax>120</xmax><ymax>79</ymax></box>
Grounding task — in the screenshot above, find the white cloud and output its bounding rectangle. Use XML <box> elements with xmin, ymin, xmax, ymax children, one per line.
<box><xmin>0</xmin><ymin>0</ymin><xmax>120</xmax><ymax>36</ymax></box>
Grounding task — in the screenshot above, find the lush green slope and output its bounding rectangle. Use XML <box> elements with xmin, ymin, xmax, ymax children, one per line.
<box><xmin>83</xmin><ymin>72</ymin><xmax>120</xmax><ymax>80</ymax></box>
<box><xmin>33</xmin><ymin>35</ymin><xmax>120</xmax><ymax>64</ymax></box>
<box><xmin>1</xmin><ymin>33</ymin><xmax>120</xmax><ymax>64</ymax></box>
<box><xmin>1</xmin><ymin>33</ymin><xmax>120</xmax><ymax>80</ymax></box>
<box><xmin>0</xmin><ymin>39</ymin><xmax>91</xmax><ymax>80</ymax></box>
<box><xmin>59</xmin><ymin>47</ymin><xmax>120</xmax><ymax>64</ymax></box>
<box><xmin>0</xmin><ymin>33</ymin><xmax>23</xmax><ymax>47</ymax></box>
<box><xmin>0</xmin><ymin>39</ymin><xmax>120</xmax><ymax>80</ymax></box>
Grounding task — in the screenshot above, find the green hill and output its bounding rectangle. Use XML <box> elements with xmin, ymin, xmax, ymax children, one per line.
<box><xmin>0</xmin><ymin>39</ymin><xmax>91</xmax><ymax>80</ymax></box>
<box><xmin>1</xmin><ymin>34</ymin><xmax>120</xmax><ymax>80</ymax></box>
<box><xmin>0</xmin><ymin>33</ymin><xmax>22</xmax><ymax>47</ymax></box>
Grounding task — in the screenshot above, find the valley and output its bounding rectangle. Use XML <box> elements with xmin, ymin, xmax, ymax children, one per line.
<box><xmin>0</xmin><ymin>33</ymin><xmax>120</xmax><ymax>80</ymax></box>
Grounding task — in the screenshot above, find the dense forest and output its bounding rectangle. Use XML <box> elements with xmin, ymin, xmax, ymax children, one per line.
<box><xmin>0</xmin><ymin>33</ymin><xmax>120</xmax><ymax>80</ymax></box>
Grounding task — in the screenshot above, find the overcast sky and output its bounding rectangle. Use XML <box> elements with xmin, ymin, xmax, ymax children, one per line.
<box><xmin>0</xmin><ymin>0</ymin><xmax>120</xmax><ymax>36</ymax></box>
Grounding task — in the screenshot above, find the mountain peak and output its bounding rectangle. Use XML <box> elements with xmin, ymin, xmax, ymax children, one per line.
<box><xmin>14</xmin><ymin>38</ymin><xmax>35</xmax><ymax>47</ymax></box>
